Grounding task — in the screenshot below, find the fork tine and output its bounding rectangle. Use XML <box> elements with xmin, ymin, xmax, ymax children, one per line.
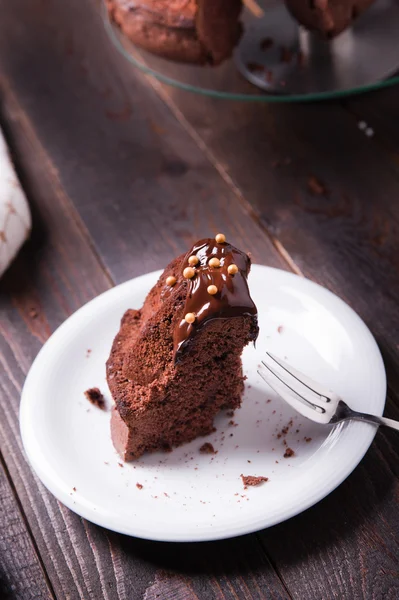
<box><xmin>257</xmin><ymin>363</ymin><xmax>324</xmax><ymax>421</ymax></box>
<box><xmin>261</xmin><ymin>360</ymin><xmax>325</xmax><ymax>412</ymax></box>
<box><xmin>266</xmin><ymin>352</ymin><xmax>334</xmax><ymax>402</ymax></box>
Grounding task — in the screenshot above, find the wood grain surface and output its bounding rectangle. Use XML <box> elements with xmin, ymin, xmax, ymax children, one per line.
<box><xmin>0</xmin><ymin>457</ymin><xmax>54</xmax><ymax>600</ymax></box>
<box><xmin>0</xmin><ymin>0</ymin><xmax>398</xmax><ymax>599</ymax></box>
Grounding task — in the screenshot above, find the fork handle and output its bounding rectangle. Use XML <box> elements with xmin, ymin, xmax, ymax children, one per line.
<box><xmin>334</xmin><ymin>401</ymin><xmax>399</xmax><ymax>431</ymax></box>
<box><xmin>350</xmin><ymin>414</ymin><xmax>399</xmax><ymax>432</ymax></box>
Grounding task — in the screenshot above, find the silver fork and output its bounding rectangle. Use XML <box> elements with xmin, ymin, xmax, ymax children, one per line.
<box><xmin>258</xmin><ymin>352</ymin><xmax>399</xmax><ymax>431</ymax></box>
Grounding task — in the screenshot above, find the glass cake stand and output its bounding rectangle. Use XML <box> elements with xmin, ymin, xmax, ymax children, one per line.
<box><xmin>103</xmin><ymin>0</ymin><xmax>399</xmax><ymax>102</ymax></box>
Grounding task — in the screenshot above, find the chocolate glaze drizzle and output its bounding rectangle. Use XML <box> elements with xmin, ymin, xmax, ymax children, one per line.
<box><xmin>173</xmin><ymin>238</ymin><xmax>259</xmax><ymax>360</ymax></box>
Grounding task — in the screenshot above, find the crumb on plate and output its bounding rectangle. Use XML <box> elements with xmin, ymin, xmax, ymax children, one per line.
<box><xmin>84</xmin><ymin>387</ymin><xmax>105</xmax><ymax>410</ymax></box>
<box><xmin>241</xmin><ymin>475</ymin><xmax>269</xmax><ymax>488</ymax></box>
<box><xmin>200</xmin><ymin>442</ymin><xmax>216</xmax><ymax>454</ymax></box>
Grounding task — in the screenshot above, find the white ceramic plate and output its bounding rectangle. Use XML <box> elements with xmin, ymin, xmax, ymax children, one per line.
<box><xmin>20</xmin><ymin>266</ymin><xmax>386</xmax><ymax>542</ymax></box>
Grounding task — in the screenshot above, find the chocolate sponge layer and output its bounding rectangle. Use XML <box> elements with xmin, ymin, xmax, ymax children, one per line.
<box><xmin>107</xmin><ymin>242</ymin><xmax>258</xmax><ymax>461</ymax></box>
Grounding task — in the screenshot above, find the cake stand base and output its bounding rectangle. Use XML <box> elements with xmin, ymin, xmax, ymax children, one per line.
<box><xmin>235</xmin><ymin>0</ymin><xmax>399</xmax><ymax>95</ymax></box>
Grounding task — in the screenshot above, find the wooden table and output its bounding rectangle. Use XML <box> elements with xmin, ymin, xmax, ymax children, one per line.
<box><xmin>1</xmin><ymin>1</ymin><xmax>398</xmax><ymax>598</ymax></box>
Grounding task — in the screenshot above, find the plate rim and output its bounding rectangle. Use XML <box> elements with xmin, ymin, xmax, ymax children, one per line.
<box><xmin>20</xmin><ymin>265</ymin><xmax>386</xmax><ymax>542</ymax></box>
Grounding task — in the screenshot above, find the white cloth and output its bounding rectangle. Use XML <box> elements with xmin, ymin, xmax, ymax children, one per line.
<box><xmin>0</xmin><ymin>128</ymin><xmax>31</xmax><ymax>277</ymax></box>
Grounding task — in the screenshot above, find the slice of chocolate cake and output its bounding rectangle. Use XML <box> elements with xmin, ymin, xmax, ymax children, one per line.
<box><xmin>106</xmin><ymin>0</ymin><xmax>243</xmax><ymax>65</ymax></box>
<box><xmin>107</xmin><ymin>234</ymin><xmax>258</xmax><ymax>461</ymax></box>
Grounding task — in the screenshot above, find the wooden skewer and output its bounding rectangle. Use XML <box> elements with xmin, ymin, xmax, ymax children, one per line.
<box><xmin>243</xmin><ymin>0</ymin><xmax>264</xmax><ymax>18</ymax></box>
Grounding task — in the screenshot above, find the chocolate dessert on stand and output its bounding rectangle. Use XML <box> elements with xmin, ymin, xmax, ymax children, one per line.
<box><xmin>106</xmin><ymin>0</ymin><xmax>243</xmax><ymax>65</ymax></box>
<box><xmin>107</xmin><ymin>235</ymin><xmax>258</xmax><ymax>461</ymax></box>
<box><xmin>284</xmin><ymin>0</ymin><xmax>376</xmax><ymax>38</ymax></box>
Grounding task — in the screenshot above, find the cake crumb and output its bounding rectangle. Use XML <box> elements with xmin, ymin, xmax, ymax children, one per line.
<box><xmin>241</xmin><ymin>475</ymin><xmax>268</xmax><ymax>487</ymax></box>
<box><xmin>136</xmin><ymin>483</ymin><xmax>143</xmax><ymax>490</ymax></box>
<box><xmin>304</xmin><ymin>437</ymin><xmax>312</xmax><ymax>442</ymax></box>
<box><xmin>277</xmin><ymin>325</ymin><xmax>284</xmax><ymax>334</ymax></box>
<box><xmin>280</xmin><ymin>46</ymin><xmax>292</xmax><ymax>63</ymax></box>
<box><xmin>226</xmin><ymin>410</ymin><xmax>234</xmax><ymax>417</ymax></box>
<box><xmin>199</xmin><ymin>442</ymin><xmax>216</xmax><ymax>454</ymax></box>
<box><xmin>84</xmin><ymin>387</ymin><xmax>105</xmax><ymax>410</ymax></box>
<box><xmin>72</xmin><ymin>487</ymin><xmax>76</xmax><ymax>492</ymax></box>
<box><xmin>260</xmin><ymin>37</ymin><xmax>273</xmax><ymax>50</ymax></box>
<box><xmin>118</xmin><ymin>463</ymin><xmax>124</xmax><ymax>468</ymax></box>
<box><xmin>284</xmin><ymin>448</ymin><xmax>295</xmax><ymax>458</ymax></box>
<box><xmin>307</xmin><ymin>175</ymin><xmax>327</xmax><ymax>196</ymax></box>
<box><xmin>247</xmin><ymin>62</ymin><xmax>264</xmax><ymax>74</ymax></box>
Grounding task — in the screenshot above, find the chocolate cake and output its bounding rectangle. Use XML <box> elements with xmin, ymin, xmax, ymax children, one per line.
<box><xmin>284</xmin><ymin>0</ymin><xmax>376</xmax><ymax>38</ymax></box>
<box><xmin>107</xmin><ymin>234</ymin><xmax>258</xmax><ymax>461</ymax></box>
<box><xmin>106</xmin><ymin>0</ymin><xmax>243</xmax><ymax>65</ymax></box>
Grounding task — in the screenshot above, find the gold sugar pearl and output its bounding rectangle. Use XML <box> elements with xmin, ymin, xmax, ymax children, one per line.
<box><xmin>188</xmin><ymin>255</ymin><xmax>199</xmax><ymax>266</ymax></box>
<box><xmin>215</xmin><ymin>233</ymin><xmax>226</xmax><ymax>244</ymax></box>
<box><xmin>208</xmin><ymin>257</ymin><xmax>221</xmax><ymax>268</ymax></box>
<box><xmin>227</xmin><ymin>264</ymin><xmax>239</xmax><ymax>275</ymax></box>
<box><xmin>185</xmin><ymin>312</ymin><xmax>196</xmax><ymax>324</ymax></box>
<box><xmin>207</xmin><ymin>285</ymin><xmax>218</xmax><ymax>295</ymax></box>
<box><xmin>183</xmin><ymin>266</ymin><xmax>196</xmax><ymax>279</ymax></box>
<box><xmin>166</xmin><ymin>275</ymin><xmax>176</xmax><ymax>287</ymax></box>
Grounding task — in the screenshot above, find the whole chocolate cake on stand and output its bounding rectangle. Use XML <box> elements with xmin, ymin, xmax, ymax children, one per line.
<box><xmin>107</xmin><ymin>235</ymin><xmax>258</xmax><ymax>461</ymax></box>
<box><xmin>104</xmin><ymin>0</ymin><xmax>399</xmax><ymax>99</ymax></box>
<box><xmin>106</xmin><ymin>0</ymin><xmax>243</xmax><ymax>65</ymax></box>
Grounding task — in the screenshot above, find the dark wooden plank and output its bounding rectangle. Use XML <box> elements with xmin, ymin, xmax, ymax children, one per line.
<box><xmin>0</xmin><ymin>455</ymin><xmax>54</xmax><ymax>600</ymax></box>
<box><xmin>109</xmin><ymin>38</ymin><xmax>399</xmax><ymax>600</ymax></box>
